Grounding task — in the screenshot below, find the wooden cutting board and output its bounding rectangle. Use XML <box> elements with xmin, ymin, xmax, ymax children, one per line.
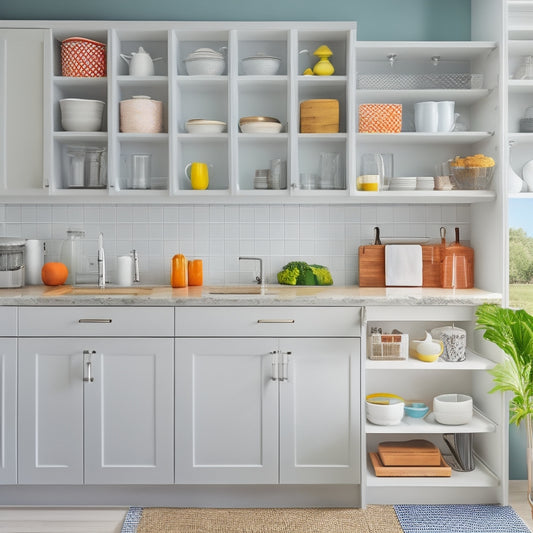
<box><xmin>358</xmin><ymin>244</ymin><xmax>442</xmax><ymax>287</ymax></box>
<box><xmin>369</xmin><ymin>452</ymin><xmax>451</xmax><ymax>477</ymax></box>
<box><xmin>378</xmin><ymin>439</ymin><xmax>442</xmax><ymax>466</ymax></box>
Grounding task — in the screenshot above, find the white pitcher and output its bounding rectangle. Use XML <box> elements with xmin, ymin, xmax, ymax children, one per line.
<box><xmin>120</xmin><ymin>46</ymin><xmax>162</xmax><ymax>76</ymax></box>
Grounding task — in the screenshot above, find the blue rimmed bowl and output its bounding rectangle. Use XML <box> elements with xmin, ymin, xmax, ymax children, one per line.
<box><xmin>404</xmin><ymin>402</ymin><xmax>429</xmax><ymax>418</ymax></box>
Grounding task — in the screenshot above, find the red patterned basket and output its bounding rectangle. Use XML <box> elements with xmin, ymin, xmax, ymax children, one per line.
<box><xmin>61</xmin><ymin>37</ymin><xmax>106</xmax><ymax>77</ymax></box>
<box><xmin>359</xmin><ymin>104</ymin><xmax>402</xmax><ymax>133</ymax></box>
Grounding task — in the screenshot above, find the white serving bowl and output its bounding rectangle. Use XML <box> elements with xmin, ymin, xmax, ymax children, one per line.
<box><xmin>433</xmin><ymin>393</ymin><xmax>473</xmax><ymax>425</ymax></box>
<box><xmin>59</xmin><ymin>98</ymin><xmax>105</xmax><ymax>131</ymax></box>
<box><xmin>185</xmin><ymin>119</ymin><xmax>226</xmax><ymax>134</ymax></box>
<box><xmin>184</xmin><ymin>57</ymin><xmax>225</xmax><ymax>75</ymax></box>
<box><xmin>240</xmin><ymin>121</ymin><xmax>283</xmax><ymax>134</ymax></box>
<box><xmin>366</xmin><ymin>395</ymin><xmax>404</xmax><ymax>426</ymax></box>
<box><xmin>242</xmin><ymin>55</ymin><xmax>281</xmax><ymax>75</ymax></box>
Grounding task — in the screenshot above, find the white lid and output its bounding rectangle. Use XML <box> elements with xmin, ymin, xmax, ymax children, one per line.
<box><xmin>0</xmin><ymin>237</ymin><xmax>26</xmax><ymax>248</ymax></box>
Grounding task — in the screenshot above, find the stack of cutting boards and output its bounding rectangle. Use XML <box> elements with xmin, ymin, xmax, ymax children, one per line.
<box><xmin>369</xmin><ymin>439</ymin><xmax>451</xmax><ymax>477</ymax></box>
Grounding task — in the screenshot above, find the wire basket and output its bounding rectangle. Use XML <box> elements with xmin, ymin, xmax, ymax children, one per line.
<box><xmin>357</xmin><ymin>73</ymin><xmax>484</xmax><ymax>90</ymax></box>
<box><xmin>61</xmin><ymin>37</ymin><xmax>106</xmax><ymax>77</ymax></box>
<box><xmin>369</xmin><ymin>333</ymin><xmax>409</xmax><ymax>360</ymax></box>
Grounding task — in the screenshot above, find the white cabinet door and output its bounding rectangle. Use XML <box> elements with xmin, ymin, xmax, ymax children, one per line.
<box><xmin>0</xmin><ymin>29</ymin><xmax>48</xmax><ymax>191</ymax></box>
<box><xmin>18</xmin><ymin>338</ymin><xmax>84</xmax><ymax>484</ymax></box>
<box><xmin>279</xmin><ymin>338</ymin><xmax>360</xmax><ymax>484</ymax></box>
<box><xmin>84</xmin><ymin>338</ymin><xmax>174</xmax><ymax>484</ymax></box>
<box><xmin>0</xmin><ymin>340</ymin><xmax>16</xmax><ymax>484</ymax></box>
<box><xmin>175</xmin><ymin>338</ymin><xmax>278</xmax><ymax>484</ymax></box>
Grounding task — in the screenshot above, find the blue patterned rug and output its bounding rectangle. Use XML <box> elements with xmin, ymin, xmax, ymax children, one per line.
<box><xmin>394</xmin><ymin>504</ymin><xmax>530</xmax><ymax>533</ymax></box>
<box><xmin>121</xmin><ymin>506</ymin><xmax>142</xmax><ymax>533</ymax></box>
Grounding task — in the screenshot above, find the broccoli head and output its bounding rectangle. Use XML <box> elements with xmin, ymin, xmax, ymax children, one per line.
<box><xmin>277</xmin><ymin>261</ymin><xmax>333</xmax><ymax>285</ymax></box>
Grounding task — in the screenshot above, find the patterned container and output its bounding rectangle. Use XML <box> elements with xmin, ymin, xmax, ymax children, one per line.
<box><xmin>120</xmin><ymin>96</ymin><xmax>163</xmax><ymax>134</ymax></box>
<box><xmin>359</xmin><ymin>104</ymin><xmax>402</xmax><ymax>133</ymax></box>
<box><xmin>61</xmin><ymin>37</ymin><xmax>106</xmax><ymax>77</ymax></box>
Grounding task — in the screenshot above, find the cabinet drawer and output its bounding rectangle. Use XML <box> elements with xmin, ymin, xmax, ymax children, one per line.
<box><xmin>0</xmin><ymin>307</ymin><xmax>16</xmax><ymax>336</ymax></box>
<box><xmin>19</xmin><ymin>307</ymin><xmax>174</xmax><ymax>337</ymax></box>
<box><xmin>176</xmin><ymin>307</ymin><xmax>361</xmax><ymax>337</ymax></box>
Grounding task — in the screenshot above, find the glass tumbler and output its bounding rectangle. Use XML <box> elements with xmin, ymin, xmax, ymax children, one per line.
<box><xmin>357</xmin><ymin>153</ymin><xmax>383</xmax><ymax>191</ymax></box>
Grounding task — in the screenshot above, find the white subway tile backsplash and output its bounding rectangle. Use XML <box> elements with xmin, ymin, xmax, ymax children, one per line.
<box><xmin>0</xmin><ymin>202</ymin><xmax>470</xmax><ymax>286</ymax></box>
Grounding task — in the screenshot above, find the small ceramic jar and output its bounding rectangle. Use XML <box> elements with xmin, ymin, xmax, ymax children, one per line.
<box><xmin>431</xmin><ymin>325</ymin><xmax>467</xmax><ymax>362</ymax></box>
<box><xmin>119</xmin><ymin>95</ymin><xmax>163</xmax><ymax>133</ymax></box>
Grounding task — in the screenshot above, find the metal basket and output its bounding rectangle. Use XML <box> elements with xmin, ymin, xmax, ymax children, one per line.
<box><xmin>369</xmin><ymin>333</ymin><xmax>409</xmax><ymax>360</ymax></box>
<box><xmin>357</xmin><ymin>73</ymin><xmax>484</xmax><ymax>90</ymax></box>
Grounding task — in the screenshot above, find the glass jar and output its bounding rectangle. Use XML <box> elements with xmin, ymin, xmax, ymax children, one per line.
<box><xmin>60</xmin><ymin>229</ymin><xmax>85</xmax><ymax>285</ymax></box>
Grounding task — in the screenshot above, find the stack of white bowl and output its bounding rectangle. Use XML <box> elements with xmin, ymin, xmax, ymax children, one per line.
<box><xmin>59</xmin><ymin>98</ymin><xmax>105</xmax><ymax>132</ymax></box>
<box><xmin>416</xmin><ymin>176</ymin><xmax>435</xmax><ymax>190</ymax></box>
<box><xmin>389</xmin><ymin>176</ymin><xmax>417</xmax><ymax>191</ymax></box>
<box><xmin>254</xmin><ymin>169</ymin><xmax>270</xmax><ymax>189</ymax></box>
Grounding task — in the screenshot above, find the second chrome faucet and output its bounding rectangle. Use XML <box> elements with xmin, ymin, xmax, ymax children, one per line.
<box><xmin>239</xmin><ymin>256</ymin><xmax>263</xmax><ymax>285</ymax></box>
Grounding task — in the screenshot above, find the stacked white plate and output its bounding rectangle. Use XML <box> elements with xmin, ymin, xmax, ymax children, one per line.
<box><xmin>389</xmin><ymin>177</ymin><xmax>417</xmax><ymax>191</ymax></box>
<box><xmin>254</xmin><ymin>169</ymin><xmax>270</xmax><ymax>189</ymax></box>
<box><xmin>416</xmin><ymin>176</ymin><xmax>435</xmax><ymax>190</ymax></box>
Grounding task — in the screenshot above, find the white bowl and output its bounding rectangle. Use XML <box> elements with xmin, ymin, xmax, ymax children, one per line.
<box><xmin>433</xmin><ymin>393</ymin><xmax>473</xmax><ymax>425</ymax></box>
<box><xmin>240</xmin><ymin>121</ymin><xmax>283</xmax><ymax>134</ymax></box>
<box><xmin>242</xmin><ymin>55</ymin><xmax>281</xmax><ymax>75</ymax></box>
<box><xmin>59</xmin><ymin>98</ymin><xmax>105</xmax><ymax>131</ymax></box>
<box><xmin>185</xmin><ymin>119</ymin><xmax>226</xmax><ymax>134</ymax></box>
<box><xmin>184</xmin><ymin>57</ymin><xmax>225</xmax><ymax>75</ymax></box>
<box><xmin>366</xmin><ymin>398</ymin><xmax>404</xmax><ymax>425</ymax></box>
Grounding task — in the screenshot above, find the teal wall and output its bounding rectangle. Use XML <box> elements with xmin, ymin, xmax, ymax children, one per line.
<box><xmin>1</xmin><ymin>0</ymin><xmax>470</xmax><ymax>41</ymax></box>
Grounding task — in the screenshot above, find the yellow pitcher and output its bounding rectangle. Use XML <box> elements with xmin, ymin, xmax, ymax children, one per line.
<box><xmin>185</xmin><ymin>162</ymin><xmax>209</xmax><ymax>190</ymax></box>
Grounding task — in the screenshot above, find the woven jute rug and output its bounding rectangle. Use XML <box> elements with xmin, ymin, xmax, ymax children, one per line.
<box><xmin>133</xmin><ymin>506</ymin><xmax>403</xmax><ymax>533</ymax></box>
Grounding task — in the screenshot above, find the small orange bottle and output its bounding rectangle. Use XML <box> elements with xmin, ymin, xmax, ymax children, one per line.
<box><xmin>188</xmin><ymin>259</ymin><xmax>203</xmax><ymax>286</ymax></box>
<box><xmin>171</xmin><ymin>254</ymin><xmax>187</xmax><ymax>288</ymax></box>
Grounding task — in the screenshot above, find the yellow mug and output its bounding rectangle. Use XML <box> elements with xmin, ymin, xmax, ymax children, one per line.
<box><xmin>185</xmin><ymin>162</ymin><xmax>209</xmax><ymax>190</ymax></box>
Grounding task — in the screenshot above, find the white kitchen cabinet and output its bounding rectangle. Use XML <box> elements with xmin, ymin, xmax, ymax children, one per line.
<box><xmin>17</xmin><ymin>307</ymin><xmax>174</xmax><ymax>485</ymax></box>
<box><xmin>0</xmin><ymin>28</ymin><xmax>49</xmax><ymax>194</ymax></box>
<box><xmin>0</xmin><ymin>339</ymin><xmax>17</xmax><ymax>485</ymax></box>
<box><xmin>175</xmin><ymin>306</ymin><xmax>361</xmax><ymax>485</ymax></box>
<box><xmin>363</xmin><ymin>305</ymin><xmax>505</xmax><ymax>505</ymax></box>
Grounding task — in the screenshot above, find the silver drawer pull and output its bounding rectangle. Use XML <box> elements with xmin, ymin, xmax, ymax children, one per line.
<box><xmin>78</xmin><ymin>318</ymin><xmax>112</xmax><ymax>324</ymax></box>
<box><xmin>257</xmin><ymin>319</ymin><xmax>295</xmax><ymax>324</ymax></box>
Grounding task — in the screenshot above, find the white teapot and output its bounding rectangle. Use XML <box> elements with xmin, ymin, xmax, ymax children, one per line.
<box><xmin>120</xmin><ymin>46</ymin><xmax>162</xmax><ymax>77</ymax></box>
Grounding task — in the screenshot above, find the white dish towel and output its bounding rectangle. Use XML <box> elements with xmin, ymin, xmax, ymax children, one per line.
<box><xmin>385</xmin><ymin>244</ymin><xmax>423</xmax><ymax>286</ymax></box>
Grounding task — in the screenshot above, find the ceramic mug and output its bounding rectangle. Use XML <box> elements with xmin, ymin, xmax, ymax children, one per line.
<box><xmin>414</xmin><ymin>101</ymin><xmax>438</xmax><ymax>133</ymax></box>
<box><xmin>185</xmin><ymin>162</ymin><xmax>209</xmax><ymax>190</ymax></box>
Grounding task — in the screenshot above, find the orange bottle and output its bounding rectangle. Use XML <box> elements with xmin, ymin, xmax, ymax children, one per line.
<box><xmin>188</xmin><ymin>259</ymin><xmax>203</xmax><ymax>286</ymax></box>
<box><xmin>171</xmin><ymin>254</ymin><xmax>187</xmax><ymax>288</ymax></box>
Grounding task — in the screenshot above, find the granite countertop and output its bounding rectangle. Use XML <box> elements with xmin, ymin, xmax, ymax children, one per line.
<box><xmin>0</xmin><ymin>285</ymin><xmax>502</xmax><ymax>306</ymax></box>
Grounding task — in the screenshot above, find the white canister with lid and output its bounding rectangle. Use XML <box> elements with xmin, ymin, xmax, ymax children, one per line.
<box><xmin>120</xmin><ymin>95</ymin><xmax>163</xmax><ymax>133</ymax></box>
<box><xmin>431</xmin><ymin>325</ymin><xmax>467</xmax><ymax>362</ymax></box>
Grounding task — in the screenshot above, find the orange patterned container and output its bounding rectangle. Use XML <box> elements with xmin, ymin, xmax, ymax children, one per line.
<box><xmin>61</xmin><ymin>37</ymin><xmax>106</xmax><ymax>77</ymax></box>
<box><xmin>359</xmin><ymin>104</ymin><xmax>402</xmax><ymax>133</ymax></box>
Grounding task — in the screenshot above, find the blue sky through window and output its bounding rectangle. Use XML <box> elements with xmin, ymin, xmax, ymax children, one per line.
<box><xmin>509</xmin><ymin>199</ymin><xmax>533</xmax><ymax>236</ymax></box>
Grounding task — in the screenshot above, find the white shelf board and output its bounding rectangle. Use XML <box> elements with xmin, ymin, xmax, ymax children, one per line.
<box><xmin>116</xmin><ymin>75</ymin><xmax>168</xmax><ymax>86</ymax></box>
<box><xmin>366</xmin><ymin>454</ymin><xmax>499</xmax><ymax>488</ymax></box>
<box><xmin>116</xmin><ymin>133</ymin><xmax>169</xmax><ymax>142</ymax></box>
<box><xmin>508</xmin><ymin>79</ymin><xmax>533</xmax><ymax>93</ymax></box>
<box><xmin>297</xmin><ymin>75</ymin><xmax>347</xmax><ymax>85</ymax></box>
<box><xmin>509</xmin><ymin>192</ymin><xmax>533</xmax><ymax>198</ymax></box>
<box><xmin>53</xmin><ymin>76</ymin><xmax>107</xmax><ymax>86</ymax></box>
<box><xmin>355</xmin><ymin>42</ymin><xmax>497</xmax><ymax>61</ymax></box>
<box><xmin>357</xmin><ymin>89</ymin><xmax>489</xmax><ymax>105</ymax></box>
<box><xmin>356</xmin><ymin>132</ymin><xmax>494</xmax><ymax>145</ymax></box>
<box><xmin>365</xmin><ymin>408</ymin><xmax>497</xmax><ymax>435</ymax></box>
<box><xmin>348</xmin><ymin>190</ymin><xmax>495</xmax><ymax>204</ymax></box>
<box><xmin>298</xmin><ymin>133</ymin><xmax>347</xmax><ymax>142</ymax></box>
<box><xmin>238</xmin><ymin>133</ymin><xmax>289</xmax><ymax>142</ymax></box>
<box><xmin>508</xmin><ymin>39</ymin><xmax>533</xmax><ymax>55</ymax></box>
<box><xmin>53</xmin><ymin>132</ymin><xmax>108</xmax><ymax>143</ymax></box>
<box><xmin>238</xmin><ymin>75</ymin><xmax>288</xmax><ymax>87</ymax></box>
<box><xmin>366</xmin><ymin>349</ymin><xmax>496</xmax><ymax>371</ymax></box>
<box><xmin>178</xmin><ymin>133</ymin><xmax>228</xmax><ymax>142</ymax></box>
<box><xmin>509</xmin><ymin>132</ymin><xmax>533</xmax><ymax>143</ymax></box>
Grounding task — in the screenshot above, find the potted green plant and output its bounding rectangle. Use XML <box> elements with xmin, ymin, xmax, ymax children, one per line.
<box><xmin>476</xmin><ymin>303</ymin><xmax>533</xmax><ymax>515</ymax></box>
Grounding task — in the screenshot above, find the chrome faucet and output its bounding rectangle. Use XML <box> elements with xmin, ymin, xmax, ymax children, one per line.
<box><xmin>97</xmin><ymin>232</ymin><xmax>106</xmax><ymax>288</ymax></box>
<box><xmin>239</xmin><ymin>256</ymin><xmax>263</xmax><ymax>285</ymax></box>
<box><xmin>131</xmin><ymin>249</ymin><xmax>140</xmax><ymax>283</ymax></box>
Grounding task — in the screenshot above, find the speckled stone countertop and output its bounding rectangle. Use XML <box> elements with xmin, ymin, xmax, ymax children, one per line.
<box><xmin>0</xmin><ymin>285</ymin><xmax>502</xmax><ymax>306</ymax></box>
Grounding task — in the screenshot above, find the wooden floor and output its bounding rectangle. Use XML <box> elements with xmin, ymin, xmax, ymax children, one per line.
<box><xmin>0</xmin><ymin>484</ymin><xmax>531</xmax><ymax>532</ymax></box>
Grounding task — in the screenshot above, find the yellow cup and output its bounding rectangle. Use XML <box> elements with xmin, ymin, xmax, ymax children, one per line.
<box><xmin>185</xmin><ymin>162</ymin><xmax>209</xmax><ymax>190</ymax></box>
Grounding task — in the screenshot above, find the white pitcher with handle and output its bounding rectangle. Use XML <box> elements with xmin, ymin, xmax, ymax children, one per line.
<box><xmin>120</xmin><ymin>46</ymin><xmax>162</xmax><ymax>76</ymax></box>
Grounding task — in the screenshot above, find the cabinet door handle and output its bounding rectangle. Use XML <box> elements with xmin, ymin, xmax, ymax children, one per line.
<box><xmin>270</xmin><ymin>351</ymin><xmax>280</xmax><ymax>381</ymax></box>
<box><xmin>83</xmin><ymin>350</ymin><xmax>96</xmax><ymax>382</ymax></box>
<box><xmin>280</xmin><ymin>351</ymin><xmax>291</xmax><ymax>381</ymax></box>
<box><xmin>257</xmin><ymin>319</ymin><xmax>295</xmax><ymax>324</ymax></box>
<box><xmin>78</xmin><ymin>318</ymin><xmax>112</xmax><ymax>324</ymax></box>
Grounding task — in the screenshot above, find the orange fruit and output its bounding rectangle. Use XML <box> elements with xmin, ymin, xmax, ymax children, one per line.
<box><xmin>41</xmin><ymin>262</ymin><xmax>69</xmax><ymax>286</ymax></box>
